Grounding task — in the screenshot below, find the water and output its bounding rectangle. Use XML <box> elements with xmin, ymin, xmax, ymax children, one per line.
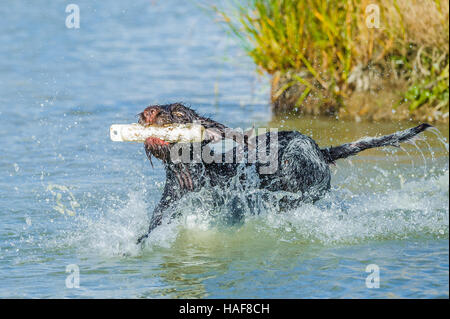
<box><xmin>0</xmin><ymin>0</ymin><xmax>448</xmax><ymax>298</ymax></box>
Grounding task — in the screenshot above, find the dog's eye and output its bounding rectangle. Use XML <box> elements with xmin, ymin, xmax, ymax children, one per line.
<box><xmin>172</xmin><ymin>111</ymin><xmax>184</xmax><ymax>117</ymax></box>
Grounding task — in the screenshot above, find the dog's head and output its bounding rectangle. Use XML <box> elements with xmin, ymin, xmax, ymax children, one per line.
<box><xmin>138</xmin><ymin>103</ymin><xmax>228</xmax><ymax>163</ymax></box>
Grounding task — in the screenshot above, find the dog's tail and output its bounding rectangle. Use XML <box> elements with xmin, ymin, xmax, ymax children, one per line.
<box><xmin>321</xmin><ymin>123</ymin><xmax>432</xmax><ymax>164</ymax></box>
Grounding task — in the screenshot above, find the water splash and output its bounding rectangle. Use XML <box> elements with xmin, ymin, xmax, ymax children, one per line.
<box><xmin>49</xmin><ymin>131</ymin><xmax>449</xmax><ymax>257</ymax></box>
<box><xmin>54</xmin><ymin>191</ymin><xmax>150</xmax><ymax>257</ymax></box>
<box><xmin>427</xmin><ymin>126</ymin><xmax>449</xmax><ymax>152</ymax></box>
<box><xmin>54</xmin><ymin>165</ymin><xmax>448</xmax><ymax>258</ymax></box>
<box><xmin>46</xmin><ymin>184</ymin><xmax>80</xmax><ymax>216</ymax></box>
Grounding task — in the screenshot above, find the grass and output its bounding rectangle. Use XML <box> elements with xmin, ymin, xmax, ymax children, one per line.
<box><xmin>212</xmin><ymin>0</ymin><xmax>449</xmax><ymax>121</ymax></box>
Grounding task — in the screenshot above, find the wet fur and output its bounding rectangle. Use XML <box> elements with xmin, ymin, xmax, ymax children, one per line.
<box><xmin>137</xmin><ymin>103</ymin><xmax>431</xmax><ymax>243</ymax></box>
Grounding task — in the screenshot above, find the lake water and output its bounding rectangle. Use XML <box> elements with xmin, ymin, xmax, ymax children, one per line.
<box><xmin>0</xmin><ymin>0</ymin><xmax>448</xmax><ymax>298</ymax></box>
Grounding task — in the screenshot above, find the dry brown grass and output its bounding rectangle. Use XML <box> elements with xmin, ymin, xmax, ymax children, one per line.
<box><xmin>385</xmin><ymin>0</ymin><xmax>449</xmax><ymax>53</ymax></box>
<box><xmin>216</xmin><ymin>0</ymin><xmax>449</xmax><ymax>121</ymax></box>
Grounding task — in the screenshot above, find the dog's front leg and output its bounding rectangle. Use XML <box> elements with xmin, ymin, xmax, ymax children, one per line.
<box><xmin>137</xmin><ymin>177</ymin><xmax>181</xmax><ymax>244</ymax></box>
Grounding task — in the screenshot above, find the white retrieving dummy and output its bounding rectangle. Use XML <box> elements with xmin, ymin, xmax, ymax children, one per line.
<box><xmin>110</xmin><ymin>123</ymin><xmax>205</xmax><ymax>143</ymax></box>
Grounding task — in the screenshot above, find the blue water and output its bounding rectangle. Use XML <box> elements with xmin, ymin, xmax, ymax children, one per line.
<box><xmin>0</xmin><ymin>0</ymin><xmax>448</xmax><ymax>298</ymax></box>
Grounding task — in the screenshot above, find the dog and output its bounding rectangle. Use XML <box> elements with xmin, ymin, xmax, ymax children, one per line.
<box><xmin>136</xmin><ymin>103</ymin><xmax>431</xmax><ymax>243</ymax></box>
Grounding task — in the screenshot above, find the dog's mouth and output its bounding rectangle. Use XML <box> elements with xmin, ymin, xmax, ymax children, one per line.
<box><xmin>137</xmin><ymin>107</ymin><xmax>178</xmax><ymax>161</ymax></box>
<box><xmin>138</xmin><ymin>103</ymin><xmax>250</xmax><ymax>165</ymax></box>
<box><xmin>138</xmin><ymin>106</ymin><xmax>197</xmax><ymax>164</ymax></box>
<box><xmin>138</xmin><ymin>107</ymin><xmax>198</xmax><ymax>189</ymax></box>
<box><xmin>138</xmin><ymin>104</ymin><xmax>228</xmax><ymax>135</ymax></box>
<box><xmin>138</xmin><ymin>115</ymin><xmax>172</xmax><ymax>151</ymax></box>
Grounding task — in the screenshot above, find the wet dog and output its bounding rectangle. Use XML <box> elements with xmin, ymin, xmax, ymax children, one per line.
<box><xmin>137</xmin><ymin>103</ymin><xmax>431</xmax><ymax>243</ymax></box>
